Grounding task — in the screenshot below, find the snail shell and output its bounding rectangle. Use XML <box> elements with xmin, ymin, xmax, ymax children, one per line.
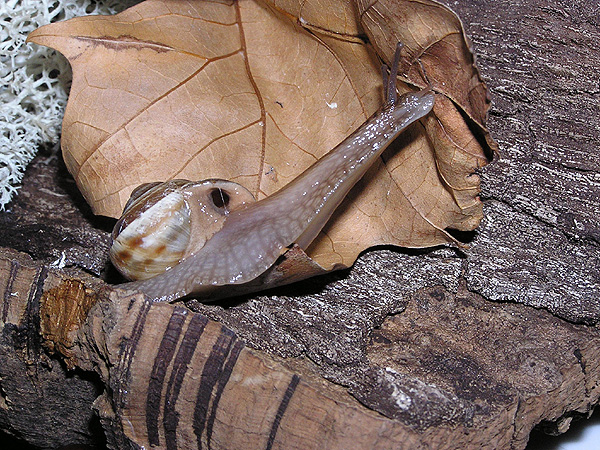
<box><xmin>110</xmin><ymin>179</ymin><xmax>255</xmax><ymax>280</ymax></box>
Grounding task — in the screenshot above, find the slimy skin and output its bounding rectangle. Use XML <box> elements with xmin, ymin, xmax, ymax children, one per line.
<box><xmin>114</xmin><ymin>44</ymin><xmax>435</xmax><ymax>302</ymax></box>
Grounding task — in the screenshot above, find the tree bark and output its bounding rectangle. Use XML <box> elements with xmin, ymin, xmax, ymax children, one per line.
<box><xmin>1</xmin><ymin>0</ymin><xmax>599</xmax><ymax>449</ymax></box>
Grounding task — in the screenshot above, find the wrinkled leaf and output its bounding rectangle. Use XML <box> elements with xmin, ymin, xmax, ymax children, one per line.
<box><xmin>28</xmin><ymin>0</ymin><xmax>494</xmax><ymax>272</ymax></box>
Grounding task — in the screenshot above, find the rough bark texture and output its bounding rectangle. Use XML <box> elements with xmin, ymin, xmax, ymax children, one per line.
<box><xmin>1</xmin><ymin>250</ymin><xmax>599</xmax><ymax>450</ymax></box>
<box><xmin>0</xmin><ymin>0</ymin><xmax>599</xmax><ymax>449</ymax></box>
<box><xmin>452</xmin><ymin>0</ymin><xmax>600</xmax><ymax>324</ymax></box>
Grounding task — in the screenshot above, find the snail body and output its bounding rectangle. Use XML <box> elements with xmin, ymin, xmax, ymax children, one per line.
<box><xmin>111</xmin><ymin>44</ymin><xmax>435</xmax><ymax>302</ymax></box>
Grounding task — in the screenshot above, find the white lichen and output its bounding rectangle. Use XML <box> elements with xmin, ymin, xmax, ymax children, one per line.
<box><xmin>0</xmin><ymin>0</ymin><xmax>138</xmax><ymax>208</ymax></box>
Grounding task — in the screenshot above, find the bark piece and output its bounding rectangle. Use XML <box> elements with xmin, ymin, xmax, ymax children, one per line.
<box><xmin>440</xmin><ymin>0</ymin><xmax>600</xmax><ymax>322</ymax></box>
<box><xmin>0</xmin><ymin>153</ymin><xmax>112</xmax><ymax>276</ymax></box>
<box><xmin>0</xmin><ymin>250</ymin><xmax>102</xmax><ymax>449</ymax></box>
<box><xmin>1</xmin><ymin>251</ymin><xmax>600</xmax><ymax>450</ymax></box>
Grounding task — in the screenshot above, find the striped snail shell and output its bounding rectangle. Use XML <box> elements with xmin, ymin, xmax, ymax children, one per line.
<box><xmin>110</xmin><ymin>179</ymin><xmax>255</xmax><ymax>281</ymax></box>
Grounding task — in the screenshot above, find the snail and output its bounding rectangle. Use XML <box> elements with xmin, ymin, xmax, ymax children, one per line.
<box><xmin>110</xmin><ymin>43</ymin><xmax>435</xmax><ymax>302</ymax></box>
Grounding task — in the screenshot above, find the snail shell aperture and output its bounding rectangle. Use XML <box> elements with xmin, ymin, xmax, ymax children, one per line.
<box><xmin>110</xmin><ymin>179</ymin><xmax>255</xmax><ymax>280</ymax></box>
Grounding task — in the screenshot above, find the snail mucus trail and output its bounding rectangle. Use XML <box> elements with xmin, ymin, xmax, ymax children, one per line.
<box><xmin>110</xmin><ymin>43</ymin><xmax>436</xmax><ymax>302</ymax></box>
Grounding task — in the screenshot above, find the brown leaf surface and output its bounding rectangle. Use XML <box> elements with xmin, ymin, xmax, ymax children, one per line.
<box><xmin>28</xmin><ymin>0</ymin><xmax>494</xmax><ymax>271</ymax></box>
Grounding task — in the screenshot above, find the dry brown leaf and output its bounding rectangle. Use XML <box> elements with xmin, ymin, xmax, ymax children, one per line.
<box><xmin>28</xmin><ymin>0</ymin><xmax>495</xmax><ymax>272</ymax></box>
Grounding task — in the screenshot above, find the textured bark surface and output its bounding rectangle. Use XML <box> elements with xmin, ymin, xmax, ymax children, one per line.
<box><xmin>1</xmin><ymin>251</ymin><xmax>599</xmax><ymax>450</ymax></box>
<box><xmin>0</xmin><ymin>0</ymin><xmax>599</xmax><ymax>449</ymax></box>
<box><xmin>450</xmin><ymin>0</ymin><xmax>600</xmax><ymax>324</ymax></box>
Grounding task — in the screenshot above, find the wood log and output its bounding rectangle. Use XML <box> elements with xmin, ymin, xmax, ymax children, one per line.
<box><xmin>1</xmin><ymin>0</ymin><xmax>599</xmax><ymax>449</ymax></box>
<box><xmin>1</xmin><ymin>249</ymin><xmax>599</xmax><ymax>449</ymax></box>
